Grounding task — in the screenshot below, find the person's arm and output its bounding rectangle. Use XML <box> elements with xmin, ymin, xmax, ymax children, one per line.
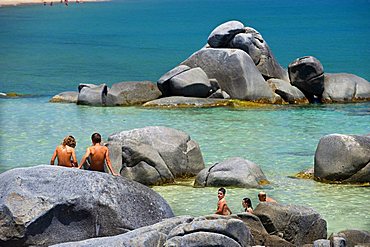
<box><xmin>50</xmin><ymin>148</ymin><xmax>57</xmax><ymax>165</ymax></box>
<box><xmin>78</xmin><ymin>148</ymin><xmax>90</xmax><ymax>169</ymax></box>
<box><xmin>215</xmin><ymin>201</ymin><xmax>224</xmax><ymax>215</ymax></box>
<box><xmin>71</xmin><ymin>148</ymin><xmax>78</xmax><ymax>167</ymax></box>
<box><xmin>105</xmin><ymin>148</ymin><xmax>120</xmax><ymax>176</ymax></box>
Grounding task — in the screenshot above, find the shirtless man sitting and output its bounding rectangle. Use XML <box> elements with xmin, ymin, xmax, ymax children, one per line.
<box><xmin>78</xmin><ymin>133</ymin><xmax>120</xmax><ymax>176</ymax></box>
<box><xmin>50</xmin><ymin>135</ymin><xmax>78</xmax><ymax>167</ymax></box>
<box><xmin>258</xmin><ymin>191</ymin><xmax>277</xmax><ymax>203</ymax></box>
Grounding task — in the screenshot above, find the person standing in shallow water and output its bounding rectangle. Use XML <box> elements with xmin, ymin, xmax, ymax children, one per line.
<box><xmin>242</xmin><ymin>197</ymin><xmax>253</xmax><ymax>213</ymax></box>
<box><xmin>215</xmin><ymin>187</ymin><xmax>232</xmax><ymax>215</ymax></box>
<box><xmin>50</xmin><ymin>135</ymin><xmax>78</xmax><ymax>167</ymax></box>
<box><xmin>78</xmin><ymin>133</ymin><xmax>120</xmax><ymax>176</ymax></box>
<box><xmin>258</xmin><ymin>191</ymin><xmax>277</xmax><ymax>203</ymax></box>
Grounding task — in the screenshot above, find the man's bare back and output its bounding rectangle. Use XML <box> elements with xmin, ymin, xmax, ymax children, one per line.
<box><xmin>78</xmin><ymin>133</ymin><xmax>120</xmax><ymax>176</ymax></box>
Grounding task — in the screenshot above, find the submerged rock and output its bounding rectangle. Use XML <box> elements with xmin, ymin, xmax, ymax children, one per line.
<box><xmin>108</xmin><ymin>126</ymin><xmax>205</xmax><ymax>185</ymax></box>
<box><xmin>0</xmin><ymin>165</ymin><xmax>174</xmax><ymax>246</ymax></box>
<box><xmin>314</xmin><ymin>133</ymin><xmax>370</xmax><ymax>183</ymax></box>
<box><xmin>143</xmin><ymin>96</ymin><xmax>229</xmax><ymax>108</ymax></box>
<box><xmin>194</xmin><ymin>157</ymin><xmax>269</xmax><ymax>188</ymax></box>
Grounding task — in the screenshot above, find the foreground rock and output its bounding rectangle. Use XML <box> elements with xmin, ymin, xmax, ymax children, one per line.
<box><xmin>194</xmin><ymin>157</ymin><xmax>269</xmax><ymax>188</ymax></box>
<box><xmin>253</xmin><ymin>202</ymin><xmax>327</xmax><ymax>246</ymax></box>
<box><xmin>329</xmin><ymin>229</ymin><xmax>370</xmax><ymax>247</ymax></box>
<box><xmin>108</xmin><ymin>126</ymin><xmax>205</xmax><ymax>185</ymax></box>
<box><xmin>106</xmin><ymin>81</ymin><xmax>161</xmax><ymax>106</ymax></box>
<box><xmin>314</xmin><ymin>133</ymin><xmax>370</xmax><ymax>183</ymax></box>
<box><xmin>52</xmin><ymin>215</ymin><xmax>253</xmax><ymax>247</ymax></box>
<box><xmin>49</xmin><ymin>91</ymin><xmax>78</xmax><ymax>103</ymax></box>
<box><xmin>322</xmin><ymin>73</ymin><xmax>370</xmax><ymax>103</ymax></box>
<box><xmin>0</xmin><ymin>165</ymin><xmax>174</xmax><ymax>246</ymax></box>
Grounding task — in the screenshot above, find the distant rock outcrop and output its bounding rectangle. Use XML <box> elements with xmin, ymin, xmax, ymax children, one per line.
<box><xmin>49</xmin><ymin>91</ymin><xmax>78</xmax><ymax>103</ymax></box>
<box><xmin>77</xmin><ymin>83</ymin><xmax>108</xmax><ymax>106</ymax></box>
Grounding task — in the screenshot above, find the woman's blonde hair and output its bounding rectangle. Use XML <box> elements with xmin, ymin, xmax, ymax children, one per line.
<box><xmin>62</xmin><ymin>135</ymin><xmax>76</xmax><ymax>148</ymax></box>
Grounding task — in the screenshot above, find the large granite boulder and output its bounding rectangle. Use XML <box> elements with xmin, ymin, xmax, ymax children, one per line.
<box><xmin>230</xmin><ymin>27</ymin><xmax>289</xmax><ymax>81</ymax></box>
<box><xmin>329</xmin><ymin>229</ymin><xmax>370</xmax><ymax>247</ymax></box>
<box><xmin>314</xmin><ymin>134</ymin><xmax>370</xmax><ymax>183</ymax></box>
<box><xmin>49</xmin><ymin>91</ymin><xmax>78</xmax><ymax>103</ymax></box>
<box><xmin>106</xmin><ymin>81</ymin><xmax>161</xmax><ymax>106</ymax></box>
<box><xmin>107</xmin><ymin>126</ymin><xmax>205</xmax><ymax>185</ymax></box>
<box><xmin>52</xmin><ymin>216</ymin><xmax>253</xmax><ymax>247</ymax></box>
<box><xmin>194</xmin><ymin>157</ymin><xmax>269</xmax><ymax>188</ymax></box>
<box><xmin>169</xmin><ymin>67</ymin><xmax>213</xmax><ymax>97</ymax></box>
<box><xmin>182</xmin><ymin>48</ymin><xmax>278</xmax><ymax>102</ymax></box>
<box><xmin>157</xmin><ymin>65</ymin><xmax>191</xmax><ymax>97</ymax></box>
<box><xmin>0</xmin><ymin>165</ymin><xmax>174</xmax><ymax>246</ymax></box>
<box><xmin>321</xmin><ymin>73</ymin><xmax>370</xmax><ymax>103</ymax></box>
<box><xmin>267</xmin><ymin>78</ymin><xmax>309</xmax><ymax>104</ymax></box>
<box><xmin>207</xmin><ymin>20</ymin><xmax>245</xmax><ymax>48</ymax></box>
<box><xmin>143</xmin><ymin>96</ymin><xmax>229</xmax><ymax>108</ymax></box>
<box><xmin>288</xmin><ymin>56</ymin><xmax>325</xmax><ymax>101</ymax></box>
<box><xmin>253</xmin><ymin>203</ymin><xmax>327</xmax><ymax>246</ymax></box>
<box><xmin>77</xmin><ymin>83</ymin><xmax>108</xmax><ymax>106</ymax></box>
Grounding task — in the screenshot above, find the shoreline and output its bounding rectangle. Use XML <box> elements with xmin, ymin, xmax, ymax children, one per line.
<box><xmin>0</xmin><ymin>0</ymin><xmax>108</xmax><ymax>7</ymax></box>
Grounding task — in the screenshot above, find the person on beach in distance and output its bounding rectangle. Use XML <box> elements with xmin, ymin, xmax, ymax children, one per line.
<box><xmin>50</xmin><ymin>135</ymin><xmax>78</xmax><ymax>167</ymax></box>
<box><xmin>78</xmin><ymin>133</ymin><xmax>120</xmax><ymax>176</ymax></box>
<box><xmin>242</xmin><ymin>197</ymin><xmax>253</xmax><ymax>213</ymax></box>
<box><xmin>215</xmin><ymin>187</ymin><xmax>232</xmax><ymax>215</ymax></box>
<box><xmin>258</xmin><ymin>191</ymin><xmax>277</xmax><ymax>203</ymax></box>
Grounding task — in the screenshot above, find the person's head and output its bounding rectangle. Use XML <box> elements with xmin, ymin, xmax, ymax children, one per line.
<box><xmin>91</xmin><ymin>133</ymin><xmax>102</xmax><ymax>144</ymax></box>
<box><xmin>242</xmin><ymin>197</ymin><xmax>252</xmax><ymax>209</ymax></box>
<box><xmin>258</xmin><ymin>191</ymin><xmax>267</xmax><ymax>202</ymax></box>
<box><xmin>218</xmin><ymin>187</ymin><xmax>226</xmax><ymax>200</ymax></box>
<box><xmin>62</xmin><ymin>135</ymin><xmax>76</xmax><ymax>148</ymax></box>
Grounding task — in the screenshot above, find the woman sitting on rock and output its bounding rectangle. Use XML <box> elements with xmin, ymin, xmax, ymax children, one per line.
<box><xmin>50</xmin><ymin>135</ymin><xmax>78</xmax><ymax>167</ymax></box>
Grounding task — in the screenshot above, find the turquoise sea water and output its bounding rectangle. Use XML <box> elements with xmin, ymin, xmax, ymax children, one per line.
<box><xmin>0</xmin><ymin>0</ymin><xmax>369</xmax><ymax>234</ymax></box>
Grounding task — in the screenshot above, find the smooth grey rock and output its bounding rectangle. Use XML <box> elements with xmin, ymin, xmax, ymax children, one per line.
<box><xmin>108</xmin><ymin>126</ymin><xmax>205</xmax><ymax>185</ymax></box>
<box><xmin>230</xmin><ymin>28</ymin><xmax>289</xmax><ymax>81</ymax></box>
<box><xmin>208</xmin><ymin>89</ymin><xmax>231</xmax><ymax>99</ymax></box>
<box><xmin>143</xmin><ymin>96</ymin><xmax>228</xmax><ymax>108</ymax></box>
<box><xmin>253</xmin><ymin>203</ymin><xmax>327</xmax><ymax>246</ymax></box>
<box><xmin>322</xmin><ymin>73</ymin><xmax>370</xmax><ymax>103</ymax></box>
<box><xmin>194</xmin><ymin>157</ymin><xmax>269</xmax><ymax>188</ymax></box>
<box><xmin>0</xmin><ymin>165</ymin><xmax>174</xmax><ymax>246</ymax></box>
<box><xmin>330</xmin><ymin>230</ymin><xmax>370</xmax><ymax>247</ymax></box>
<box><xmin>314</xmin><ymin>239</ymin><xmax>331</xmax><ymax>247</ymax></box>
<box><xmin>333</xmin><ymin>237</ymin><xmax>346</xmax><ymax>247</ymax></box>
<box><xmin>106</xmin><ymin>81</ymin><xmax>161</xmax><ymax>106</ymax></box>
<box><xmin>182</xmin><ymin>48</ymin><xmax>278</xmax><ymax>102</ymax></box>
<box><xmin>207</xmin><ymin>20</ymin><xmax>245</xmax><ymax>48</ymax></box>
<box><xmin>157</xmin><ymin>65</ymin><xmax>191</xmax><ymax>97</ymax></box>
<box><xmin>49</xmin><ymin>91</ymin><xmax>78</xmax><ymax>103</ymax></box>
<box><xmin>169</xmin><ymin>67</ymin><xmax>212</xmax><ymax>97</ymax></box>
<box><xmin>267</xmin><ymin>78</ymin><xmax>308</xmax><ymax>104</ymax></box>
<box><xmin>77</xmin><ymin>83</ymin><xmax>108</xmax><ymax>106</ymax></box>
<box><xmin>166</xmin><ymin>217</ymin><xmax>252</xmax><ymax>247</ymax></box>
<box><xmin>288</xmin><ymin>56</ymin><xmax>324</xmax><ymax>100</ymax></box>
<box><xmin>314</xmin><ymin>134</ymin><xmax>370</xmax><ymax>183</ymax></box>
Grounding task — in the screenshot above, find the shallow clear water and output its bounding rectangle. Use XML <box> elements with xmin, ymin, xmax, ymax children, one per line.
<box><xmin>0</xmin><ymin>0</ymin><xmax>370</xmax><ymax>234</ymax></box>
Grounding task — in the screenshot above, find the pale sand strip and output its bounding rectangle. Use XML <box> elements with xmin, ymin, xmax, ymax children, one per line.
<box><xmin>0</xmin><ymin>0</ymin><xmax>107</xmax><ymax>7</ymax></box>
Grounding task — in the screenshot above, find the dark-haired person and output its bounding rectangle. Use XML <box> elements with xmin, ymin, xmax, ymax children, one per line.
<box><xmin>258</xmin><ymin>191</ymin><xmax>276</xmax><ymax>203</ymax></box>
<box><xmin>50</xmin><ymin>135</ymin><xmax>78</xmax><ymax>167</ymax></box>
<box><xmin>242</xmin><ymin>197</ymin><xmax>253</xmax><ymax>213</ymax></box>
<box><xmin>215</xmin><ymin>187</ymin><xmax>232</xmax><ymax>215</ymax></box>
<box><xmin>78</xmin><ymin>133</ymin><xmax>120</xmax><ymax>176</ymax></box>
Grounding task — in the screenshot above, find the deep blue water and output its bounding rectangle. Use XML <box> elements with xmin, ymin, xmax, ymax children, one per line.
<box><xmin>0</xmin><ymin>0</ymin><xmax>369</xmax><ymax>234</ymax></box>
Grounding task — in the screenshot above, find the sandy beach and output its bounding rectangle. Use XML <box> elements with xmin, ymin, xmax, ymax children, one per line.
<box><xmin>0</xmin><ymin>0</ymin><xmax>105</xmax><ymax>7</ymax></box>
